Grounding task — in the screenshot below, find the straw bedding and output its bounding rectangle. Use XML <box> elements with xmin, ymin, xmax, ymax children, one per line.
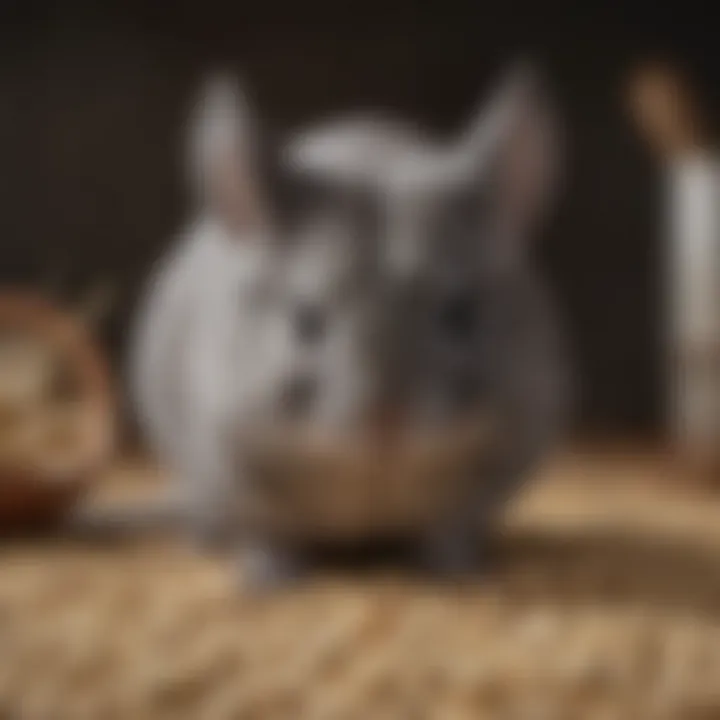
<box><xmin>2</xmin><ymin>451</ymin><xmax>720</xmax><ymax>719</ymax></box>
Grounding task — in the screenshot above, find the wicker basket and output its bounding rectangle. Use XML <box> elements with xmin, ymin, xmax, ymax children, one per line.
<box><xmin>0</xmin><ymin>291</ymin><xmax>115</xmax><ymax>529</ymax></box>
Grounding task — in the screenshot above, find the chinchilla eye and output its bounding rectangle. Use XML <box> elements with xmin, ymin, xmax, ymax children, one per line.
<box><xmin>294</xmin><ymin>303</ymin><xmax>326</xmax><ymax>344</ymax></box>
<box><xmin>436</xmin><ymin>289</ymin><xmax>477</xmax><ymax>342</ymax></box>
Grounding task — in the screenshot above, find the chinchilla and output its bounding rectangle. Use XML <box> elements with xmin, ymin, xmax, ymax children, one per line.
<box><xmin>70</xmin><ymin>63</ymin><xmax>572</xmax><ymax>591</ymax></box>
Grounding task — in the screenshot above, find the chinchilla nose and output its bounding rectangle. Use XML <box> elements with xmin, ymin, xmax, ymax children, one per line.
<box><xmin>280</xmin><ymin>374</ymin><xmax>317</xmax><ymax>418</ymax></box>
<box><xmin>364</xmin><ymin>284</ymin><xmax>413</xmax><ymax>449</ymax></box>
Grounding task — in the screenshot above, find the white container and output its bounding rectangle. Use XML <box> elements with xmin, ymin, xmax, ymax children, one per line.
<box><xmin>666</xmin><ymin>153</ymin><xmax>720</xmax><ymax>455</ymax></box>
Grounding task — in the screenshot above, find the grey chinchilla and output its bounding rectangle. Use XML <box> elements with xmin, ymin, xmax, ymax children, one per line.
<box><xmin>70</xmin><ymin>64</ymin><xmax>572</xmax><ymax>591</ymax></box>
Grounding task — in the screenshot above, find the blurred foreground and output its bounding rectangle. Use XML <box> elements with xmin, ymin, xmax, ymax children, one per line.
<box><xmin>2</xmin><ymin>449</ymin><xmax>720</xmax><ymax>719</ymax></box>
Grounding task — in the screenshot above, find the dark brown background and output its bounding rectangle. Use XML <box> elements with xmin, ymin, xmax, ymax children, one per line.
<box><xmin>0</xmin><ymin>1</ymin><xmax>717</xmax><ymax>437</ymax></box>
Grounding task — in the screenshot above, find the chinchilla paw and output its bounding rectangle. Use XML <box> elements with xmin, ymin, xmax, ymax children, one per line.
<box><xmin>235</xmin><ymin>542</ymin><xmax>308</xmax><ymax>594</ymax></box>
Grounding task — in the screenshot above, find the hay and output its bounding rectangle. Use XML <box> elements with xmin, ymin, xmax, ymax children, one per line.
<box><xmin>2</xmin><ymin>452</ymin><xmax>720</xmax><ymax>719</ymax></box>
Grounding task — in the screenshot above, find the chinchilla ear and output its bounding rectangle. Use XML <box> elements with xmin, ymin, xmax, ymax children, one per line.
<box><xmin>187</xmin><ymin>73</ymin><xmax>269</xmax><ymax>237</ymax></box>
<box><xmin>453</xmin><ymin>61</ymin><xmax>563</xmax><ymax>244</ymax></box>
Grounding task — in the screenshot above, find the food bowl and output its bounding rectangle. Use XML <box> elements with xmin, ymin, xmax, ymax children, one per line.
<box><xmin>0</xmin><ymin>291</ymin><xmax>115</xmax><ymax>530</ymax></box>
<box><xmin>242</xmin><ymin>417</ymin><xmax>495</xmax><ymax>539</ymax></box>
